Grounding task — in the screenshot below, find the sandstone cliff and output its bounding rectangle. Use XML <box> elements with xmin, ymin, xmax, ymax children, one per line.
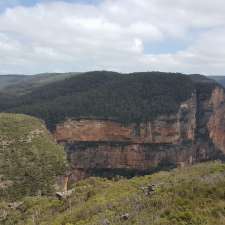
<box><xmin>207</xmin><ymin>87</ymin><xmax>225</xmax><ymax>154</ymax></box>
<box><xmin>55</xmin><ymin>94</ymin><xmax>196</xmax><ymax>144</ymax></box>
<box><xmin>54</xmin><ymin>80</ymin><xmax>225</xmax><ymax>180</ymax></box>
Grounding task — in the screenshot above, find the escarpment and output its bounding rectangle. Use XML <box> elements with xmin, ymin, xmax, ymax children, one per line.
<box><xmin>207</xmin><ymin>87</ymin><xmax>225</xmax><ymax>154</ymax></box>
<box><xmin>2</xmin><ymin>72</ymin><xmax>225</xmax><ymax>180</ymax></box>
<box><xmin>55</xmin><ymin>94</ymin><xmax>196</xmax><ymax>145</ymax></box>
<box><xmin>53</xmin><ymin>79</ymin><xmax>225</xmax><ymax>180</ymax></box>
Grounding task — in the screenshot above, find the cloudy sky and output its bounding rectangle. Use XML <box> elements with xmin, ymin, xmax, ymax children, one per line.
<box><xmin>0</xmin><ymin>0</ymin><xmax>225</xmax><ymax>75</ymax></box>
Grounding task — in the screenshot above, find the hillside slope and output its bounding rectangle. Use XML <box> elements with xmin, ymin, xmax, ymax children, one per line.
<box><xmin>0</xmin><ymin>113</ymin><xmax>67</xmax><ymax>200</ymax></box>
<box><xmin>1</xmin><ymin>161</ymin><xmax>225</xmax><ymax>225</ymax></box>
<box><xmin>0</xmin><ymin>75</ymin><xmax>28</xmax><ymax>91</ymax></box>
<box><xmin>0</xmin><ymin>72</ymin><xmax>80</xmax><ymax>95</ymax></box>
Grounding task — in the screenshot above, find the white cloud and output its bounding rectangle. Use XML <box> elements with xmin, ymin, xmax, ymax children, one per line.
<box><xmin>0</xmin><ymin>0</ymin><xmax>225</xmax><ymax>74</ymax></box>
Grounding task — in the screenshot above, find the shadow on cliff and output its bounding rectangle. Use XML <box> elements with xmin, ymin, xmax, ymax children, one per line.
<box><xmin>85</xmin><ymin>160</ymin><xmax>177</xmax><ymax>180</ymax></box>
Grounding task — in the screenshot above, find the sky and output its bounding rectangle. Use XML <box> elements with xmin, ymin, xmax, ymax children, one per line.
<box><xmin>0</xmin><ymin>0</ymin><xmax>225</xmax><ymax>75</ymax></box>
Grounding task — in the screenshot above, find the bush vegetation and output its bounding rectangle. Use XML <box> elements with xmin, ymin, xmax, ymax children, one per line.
<box><xmin>0</xmin><ymin>113</ymin><xmax>67</xmax><ymax>200</ymax></box>
<box><xmin>1</xmin><ymin>161</ymin><xmax>225</xmax><ymax>225</ymax></box>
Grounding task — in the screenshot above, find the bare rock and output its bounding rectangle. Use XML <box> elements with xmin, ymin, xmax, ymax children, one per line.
<box><xmin>120</xmin><ymin>213</ymin><xmax>129</xmax><ymax>221</ymax></box>
<box><xmin>102</xmin><ymin>219</ymin><xmax>110</xmax><ymax>225</ymax></box>
<box><xmin>56</xmin><ymin>189</ymin><xmax>74</xmax><ymax>200</ymax></box>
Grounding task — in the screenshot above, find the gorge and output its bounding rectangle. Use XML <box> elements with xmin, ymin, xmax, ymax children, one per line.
<box><xmin>1</xmin><ymin>72</ymin><xmax>225</xmax><ymax>181</ymax></box>
<box><xmin>54</xmin><ymin>87</ymin><xmax>225</xmax><ymax>179</ymax></box>
<box><xmin>49</xmin><ymin>74</ymin><xmax>225</xmax><ymax>180</ymax></box>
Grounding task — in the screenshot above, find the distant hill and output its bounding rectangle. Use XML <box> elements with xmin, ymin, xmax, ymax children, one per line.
<box><xmin>208</xmin><ymin>76</ymin><xmax>225</xmax><ymax>87</ymax></box>
<box><xmin>0</xmin><ymin>75</ymin><xmax>28</xmax><ymax>91</ymax></box>
<box><xmin>0</xmin><ymin>72</ymin><xmax>80</xmax><ymax>95</ymax></box>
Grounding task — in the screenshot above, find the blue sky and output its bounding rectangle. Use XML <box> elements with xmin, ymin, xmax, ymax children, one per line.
<box><xmin>0</xmin><ymin>0</ymin><xmax>100</xmax><ymax>10</ymax></box>
<box><xmin>0</xmin><ymin>0</ymin><xmax>225</xmax><ymax>75</ymax></box>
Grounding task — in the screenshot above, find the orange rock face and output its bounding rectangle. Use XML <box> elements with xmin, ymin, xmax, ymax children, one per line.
<box><xmin>54</xmin><ymin>86</ymin><xmax>225</xmax><ymax>180</ymax></box>
<box><xmin>208</xmin><ymin>87</ymin><xmax>225</xmax><ymax>154</ymax></box>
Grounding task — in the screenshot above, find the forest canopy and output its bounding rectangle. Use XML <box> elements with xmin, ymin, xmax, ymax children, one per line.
<box><xmin>0</xmin><ymin>71</ymin><xmax>215</xmax><ymax>130</ymax></box>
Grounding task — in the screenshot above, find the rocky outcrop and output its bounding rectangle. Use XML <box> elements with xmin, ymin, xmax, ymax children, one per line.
<box><xmin>54</xmin><ymin>84</ymin><xmax>225</xmax><ymax>181</ymax></box>
<box><xmin>207</xmin><ymin>87</ymin><xmax>225</xmax><ymax>154</ymax></box>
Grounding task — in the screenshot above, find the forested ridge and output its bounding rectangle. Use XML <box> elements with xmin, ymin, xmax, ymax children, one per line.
<box><xmin>0</xmin><ymin>71</ymin><xmax>216</xmax><ymax>129</ymax></box>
